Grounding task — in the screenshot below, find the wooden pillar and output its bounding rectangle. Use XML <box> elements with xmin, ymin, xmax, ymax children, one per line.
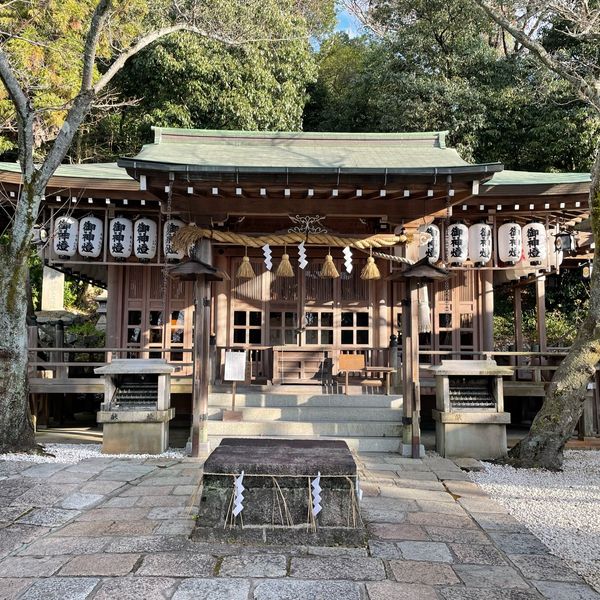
<box><xmin>375</xmin><ymin>276</ymin><xmax>389</xmax><ymax>364</ymax></box>
<box><xmin>191</xmin><ymin>240</ymin><xmax>213</xmax><ymax>457</ymax></box>
<box><xmin>401</xmin><ymin>279</ymin><xmax>421</xmax><ymax>458</ymax></box>
<box><xmin>410</xmin><ymin>280</ymin><xmax>421</xmax><ymax>458</ymax></box>
<box><xmin>481</xmin><ymin>269</ymin><xmax>494</xmax><ymax>353</ymax></box>
<box><xmin>536</xmin><ymin>276</ymin><xmax>547</xmax><ymax>352</ymax></box>
<box><xmin>105</xmin><ymin>265</ymin><xmax>121</xmax><ymax>361</ymax></box>
<box><xmin>401</xmin><ymin>295</ymin><xmax>413</xmax><ymax>448</ymax></box>
<box><xmin>513</xmin><ymin>286</ymin><xmax>523</xmax><ymax>378</ymax></box>
<box><xmin>514</xmin><ymin>287</ymin><xmax>523</xmax><ymax>352</ymax></box>
<box><xmin>214</xmin><ymin>253</ymin><xmax>228</xmax><ymax>348</ymax></box>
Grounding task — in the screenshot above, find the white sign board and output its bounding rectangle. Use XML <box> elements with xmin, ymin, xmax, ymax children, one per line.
<box><xmin>224</xmin><ymin>351</ymin><xmax>247</xmax><ymax>382</ymax></box>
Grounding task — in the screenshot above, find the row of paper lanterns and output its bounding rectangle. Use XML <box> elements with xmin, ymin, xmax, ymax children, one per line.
<box><xmin>418</xmin><ymin>222</ymin><xmax>561</xmax><ymax>267</ymax></box>
<box><xmin>52</xmin><ymin>216</ymin><xmax>185</xmax><ymax>261</ymax></box>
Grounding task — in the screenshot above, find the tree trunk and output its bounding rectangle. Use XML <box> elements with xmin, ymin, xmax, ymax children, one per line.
<box><xmin>0</xmin><ymin>194</ymin><xmax>38</xmax><ymax>453</ymax></box>
<box><xmin>508</xmin><ymin>148</ymin><xmax>600</xmax><ymax>470</ymax></box>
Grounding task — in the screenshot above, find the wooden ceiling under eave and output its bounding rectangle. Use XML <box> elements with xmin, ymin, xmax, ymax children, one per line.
<box><xmin>148</xmin><ymin>181</ymin><xmax>474</xmax><ymax>227</ymax></box>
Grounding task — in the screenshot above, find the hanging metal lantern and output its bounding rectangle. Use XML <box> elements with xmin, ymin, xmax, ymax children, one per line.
<box><xmin>163</xmin><ymin>219</ymin><xmax>185</xmax><ymax>261</ymax></box>
<box><xmin>418</xmin><ymin>223</ymin><xmax>441</xmax><ymax>263</ymax></box>
<box><xmin>445</xmin><ymin>223</ymin><xmax>468</xmax><ymax>265</ymax></box>
<box><xmin>53</xmin><ymin>216</ymin><xmax>78</xmax><ymax>259</ymax></box>
<box><xmin>546</xmin><ymin>226</ymin><xmax>563</xmax><ymax>270</ymax></box>
<box><xmin>77</xmin><ymin>215</ymin><xmax>103</xmax><ymax>258</ymax></box>
<box><xmin>522</xmin><ymin>222</ymin><xmax>547</xmax><ymax>266</ymax></box>
<box><xmin>583</xmin><ymin>263</ymin><xmax>593</xmax><ymax>279</ymax></box>
<box><xmin>109</xmin><ymin>217</ymin><xmax>133</xmax><ymax>260</ymax></box>
<box><xmin>498</xmin><ymin>222</ymin><xmax>522</xmax><ymax>265</ymax></box>
<box><xmin>134</xmin><ymin>218</ymin><xmax>157</xmax><ymax>262</ymax></box>
<box><xmin>554</xmin><ymin>230</ymin><xmax>576</xmax><ymax>254</ymax></box>
<box><xmin>468</xmin><ymin>223</ymin><xmax>492</xmax><ymax>266</ymax></box>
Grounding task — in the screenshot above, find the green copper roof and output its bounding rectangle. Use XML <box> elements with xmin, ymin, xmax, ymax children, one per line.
<box><xmin>118</xmin><ymin>128</ymin><xmax>502</xmax><ymax>175</ymax></box>
<box><xmin>0</xmin><ymin>161</ymin><xmax>131</xmax><ymax>180</ymax></box>
<box><xmin>485</xmin><ymin>170</ymin><xmax>591</xmax><ymax>186</ymax></box>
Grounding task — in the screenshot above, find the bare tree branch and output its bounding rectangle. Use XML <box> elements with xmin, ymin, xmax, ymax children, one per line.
<box><xmin>473</xmin><ymin>0</ymin><xmax>600</xmax><ymax>113</ymax></box>
<box><xmin>92</xmin><ymin>22</ymin><xmax>301</xmax><ymax>94</ymax></box>
<box><xmin>0</xmin><ymin>49</ymin><xmax>29</xmax><ymax>120</ymax></box>
<box><xmin>81</xmin><ymin>0</ymin><xmax>113</xmax><ymax>91</ymax></box>
<box><xmin>38</xmin><ymin>92</ymin><xmax>95</xmax><ymax>186</ymax></box>
<box><xmin>339</xmin><ymin>0</ymin><xmax>385</xmax><ymax>37</ymax></box>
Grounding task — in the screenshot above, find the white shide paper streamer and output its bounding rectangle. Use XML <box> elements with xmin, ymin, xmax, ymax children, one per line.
<box><xmin>311</xmin><ymin>471</ymin><xmax>322</xmax><ymax>517</ymax></box>
<box><xmin>233</xmin><ymin>470</ymin><xmax>245</xmax><ymax>517</ymax></box>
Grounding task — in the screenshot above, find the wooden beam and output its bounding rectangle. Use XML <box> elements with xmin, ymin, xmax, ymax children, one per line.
<box><xmin>167</xmin><ymin>195</ymin><xmax>452</xmax><ymax>220</ymax></box>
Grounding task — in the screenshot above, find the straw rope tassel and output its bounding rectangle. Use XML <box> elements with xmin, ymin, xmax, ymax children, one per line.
<box><xmin>276</xmin><ymin>246</ymin><xmax>294</xmax><ymax>278</ymax></box>
<box><xmin>320</xmin><ymin>250</ymin><xmax>339</xmax><ymax>278</ymax></box>
<box><xmin>360</xmin><ymin>249</ymin><xmax>381</xmax><ymax>280</ymax></box>
<box><xmin>236</xmin><ymin>249</ymin><xmax>255</xmax><ymax>279</ymax></box>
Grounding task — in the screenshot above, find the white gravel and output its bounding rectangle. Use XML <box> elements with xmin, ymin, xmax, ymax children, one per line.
<box><xmin>0</xmin><ymin>443</ymin><xmax>186</xmax><ymax>464</ymax></box>
<box><xmin>471</xmin><ymin>449</ymin><xmax>600</xmax><ymax>592</ymax></box>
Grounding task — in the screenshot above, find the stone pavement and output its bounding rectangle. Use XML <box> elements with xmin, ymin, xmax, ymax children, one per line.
<box><xmin>1</xmin><ymin>451</ymin><xmax>598</xmax><ymax>600</ymax></box>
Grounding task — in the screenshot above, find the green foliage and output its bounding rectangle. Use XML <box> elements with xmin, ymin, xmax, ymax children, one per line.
<box><xmin>63</xmin><ymin>279</ymin><xmax>103</xmax><ymax>314</ymax></box>
<box><xmin>0</xmin><ymin>0</ymin><xmax>335</xmax><ymax>160</ymax></box>
<box><xmin>67</xmin><ymin>320</ymin><xmax>105</xmax><ymax>351</ymax></box>
<box><xmin>544</xmin><ymin>310</ymin><xmax>582</xmax><ymax>347</ymax></box>
<box><xmin>0</xmin><ymin>0</ymin><xmax>150</xmax><ymax>154</ymax></box>
<box><xmin>493</xmin><ymin>314</ymin><xmax>516</xmax><ymax>350</ymax></box>
<box><xmin>494</xmin><ymin>269</ymin><xmax>590</xmax><ymax>350</ymax></box>
<box><xmin>304</xmin><ymin>2</ymin><xmax>599</xmax><ymax>172</ymax></box>
<box><xmin>67</xmin><ymin>320</ymin><xmax>101</xmax><ymax>337</ymax></box>
<box><xmin>72</xmin><ymin>28</ymin><xmax>320</xmax><ymax>160</ymax></box>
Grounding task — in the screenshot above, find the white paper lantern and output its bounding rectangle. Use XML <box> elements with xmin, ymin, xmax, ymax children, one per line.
<box><xmin>109</xmin><ymin>217</ymin><xmax>133</xmax><ymax>259</ymax></box>
<box><xmin>468</xmin><ymin>223</ymin><xmax>492</xmax><ymax>266</ymax></box>
<box><xmin>445</xmin><ymin>223</ymin><xmax>468</xmax><ymax>265</ymax></box>
<box><xmin>522</xmin><ymin>222</ymin><xmax>547</xmax><ymax>266</ymax></box>
<box><xmin>418</xmin><ymin>223</ymin><xmax>441</xmax><ymax>263</ymax></box>
<box><xmin>53</xmin><ymin>216</ymin><xmax>78</xmax><ymax>258</ymax></box>
<box><xmin>134</xmin><ymin>218</ymin><xmax>157</xmax><ymax>261</ymax></box>
<box><xmin>498</xmin><ymin>222</ymin><xmax>522</xmax><ymax>265</ymax></box>
<box><xmin>77</xmin><ymin>215</ymin><xmax>103</xmax><ymax>258</ymax></box>
<box><xmin>163</xmin><ymin>219</ymin><xmax>185</xmax><ymax>261</ymax></box>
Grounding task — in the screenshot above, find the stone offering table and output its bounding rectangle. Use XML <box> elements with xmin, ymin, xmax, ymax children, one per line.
<box><xmin>428</xmin><ymin>360</ymin><xmax>512</xmax><ymax>459</ymax></box>
<box><xmin>95</xmin><ymin>359</ymin><xmax>175</xmax><ymax>454</ymax></box>
<box><xmin>193</xmin><ymin>438</ymin><xmax>365</xmax><ymax>546</ymax></box>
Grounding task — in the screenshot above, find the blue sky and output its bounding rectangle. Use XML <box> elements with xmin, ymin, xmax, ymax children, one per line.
<box><xmin>335</xmin><ymin>7</ymin><xmax>362</xmax><ymax>37</ymax></box>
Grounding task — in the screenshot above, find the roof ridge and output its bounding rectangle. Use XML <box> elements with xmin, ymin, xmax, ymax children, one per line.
<box><xmin>151</xmin><ymin>127</ymin><xmax>450</xmax><ymax>145</ymax></box>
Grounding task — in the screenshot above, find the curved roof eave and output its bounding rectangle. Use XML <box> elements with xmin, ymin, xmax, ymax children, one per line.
<box><xmin>117</xmin><ymin>157</ymin><xmax>504</xmax><ymax>178</ymax></box>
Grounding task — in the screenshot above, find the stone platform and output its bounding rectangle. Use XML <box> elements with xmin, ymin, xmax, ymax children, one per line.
<box><xmin>2</xmin><ymin>446</ymin><xmax>599</xmax><ymax>598</ymax></box>
<box><xmin>193</xmin><ymin>438</ymin><xmax>366</xmax><ymax>546</ymax></box>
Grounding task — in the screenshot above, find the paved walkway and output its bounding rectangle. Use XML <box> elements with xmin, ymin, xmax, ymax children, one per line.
<box><xmin>1</xmin><ymin>452</ymin><xmax>598</xmax><ymax>600</ymax></box>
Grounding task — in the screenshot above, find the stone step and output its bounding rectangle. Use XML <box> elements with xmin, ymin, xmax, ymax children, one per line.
<box><xmin>206</xmin><ymin>405</ymin><xmax>402</xmax><ymax>422</ymax></box>
<box><xmin>207</xmin><ymin>434</ymin><xmax>402</xmax><ymax>453</ymax></box>
<box><xmin>208</xmin><ymin>392</ymin><xmax>403</xmax><ymax>409</ymax></box>
<box><xmin>207</xmin><ymin>419</ymin><xmax>402</xmax><ymax>438</ymax></box>
<box><xmin>211</xmin><ymin>384</ymin><xmax>401</xmax><ymax>396</ymax></box>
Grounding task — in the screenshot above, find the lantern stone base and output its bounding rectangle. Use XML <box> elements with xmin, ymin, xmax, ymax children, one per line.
<box><xmin>97</xmin><ymin>408</ymin><xmax>175</xmax><ymax>454</ymax></box>
<box><xmin>193</xmin><ymin>438</ymin><xmax>366</xmax><ymax>546</ymax></box>
<box><xmin>432</xmin><ymin>410</ymin><xmax>510</xmax><ymax>460</ymax></box>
